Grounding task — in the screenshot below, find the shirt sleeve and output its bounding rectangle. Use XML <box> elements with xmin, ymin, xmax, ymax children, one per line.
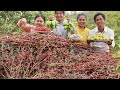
<box><xmin>88</xmin><ymin>29</ymin><xmax>96</xmax><ymax>47</ymax></box>
<box><xmin>52</xmin><ymin>28</ymin><xmax>56</xmax><ymax>33</ymax></box>
<box><xmin>89</xmin><ymin>30</ymin><xmax>95</xmax><ymax>38</ymax></box>
<box><xmin>24</xmin><ymin>24</ymin><xmax>34</xmax><ymax>32</ymax></box>
<box><xmin>109</xmin><ymin>30</ymin><xmax>115</xmax><ymax>47</ymax></box>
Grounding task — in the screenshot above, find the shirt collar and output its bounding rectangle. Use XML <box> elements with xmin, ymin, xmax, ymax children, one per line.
<box><xmin>77</xmin><ymin>25</ymin><xmax>86</xmax><ymax>29</ymax></box>
<box><xmin>95</xmin><ymin>26</ymin><xmax>107</xmax><ymax>33</ymax></box>
<box><xmin>58</xmin><ymin>20</ymin><xmax>67</xmax><ymax>25</ymax></box>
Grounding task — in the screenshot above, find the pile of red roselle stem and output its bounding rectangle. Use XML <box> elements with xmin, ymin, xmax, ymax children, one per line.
<box><xmin>0</xmin><ymin>31</ymin><xmax>120</xmax><ymax>79</ymax></box>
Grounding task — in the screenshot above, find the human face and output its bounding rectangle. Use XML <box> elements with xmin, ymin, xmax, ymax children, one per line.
<box><xmin>55</xmin><ymin>11</ymin><xmax>64</xmax><ymax>23</ymax></box>
<box><xmin>34</xmin><ymin>17</ymin><xmax>45</xmax><ymax>27</ymax></box>
<box><xmin>95</xmin><ymin>15</ymin><xmax>105</xmax><ymax>28</ymax></box>
<box><xmin>77</xmin><ymin>15</ymin><xmax>86</xmax><ymax>28</ymax></box>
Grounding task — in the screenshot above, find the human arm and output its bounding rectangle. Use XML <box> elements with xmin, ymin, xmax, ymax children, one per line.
<box><xmin>104</xmin><ymin>40</ymin><xmax>113</xmax><ymax>45</ymax></box>
<box><xmin>17</xmin><ymin>18</ymin><xmax>33</xmax><ymax>32</ymax></box>
<box><xmin>104</xmin><ymin>30</ymin><xmax>115</xmax><ymax>47</ymax></box>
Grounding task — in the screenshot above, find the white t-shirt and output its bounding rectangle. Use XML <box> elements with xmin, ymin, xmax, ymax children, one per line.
<box><xmin>89</xmin><ymin>26</ymin><xmax>115</xmax><ymax>52</ymax></box>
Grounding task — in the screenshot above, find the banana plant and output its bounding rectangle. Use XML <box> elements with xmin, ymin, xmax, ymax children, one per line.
<box><xmin>63</xmin><ymin>20</ymin><xmax>74</xmax><ymax>38</ymax></box>
<box><xmin>45</xmin><ymin>20</ymin><xmax>58</xmax><ymax>30</ymax></box>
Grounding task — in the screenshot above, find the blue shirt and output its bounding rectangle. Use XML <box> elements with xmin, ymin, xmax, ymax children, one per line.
<box><xmin>52</xmin><ymin>20</ymin><xmax>68</xmax><ymax>38</ymax></box>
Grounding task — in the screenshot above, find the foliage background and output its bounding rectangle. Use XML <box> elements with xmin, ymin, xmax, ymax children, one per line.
<box><xmin>0</xmin><ymin>11</ymin><xmax>119</xmax><ymax>56</ymax></box>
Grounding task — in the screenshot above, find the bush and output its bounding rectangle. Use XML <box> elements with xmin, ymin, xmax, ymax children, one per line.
<box><xmin>0</xmin><ymin>32</ymin><xmax>120</xmax><ymax>79</ymax></box>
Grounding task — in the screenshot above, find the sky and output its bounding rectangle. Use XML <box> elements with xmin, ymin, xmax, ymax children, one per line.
<box><xmin>66</xmin><ymin>11</ymin><xmax>83</xmax><ymax>14</ymax></box>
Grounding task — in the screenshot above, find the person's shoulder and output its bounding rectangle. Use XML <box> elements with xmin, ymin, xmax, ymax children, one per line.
<box><xmin>63</xmin><ymin>19</ymin><xmax>68</xmax><ymax>24</ymax></box>
<box><xmin>85</xmin><ymin>27</ymin><xmax>90</xmax><ymax>31</ymax></box>
<box><xmin>90</xmin><ymin>27</ymin><xmax>97</xmax><ymax>32</ymax></box>
<box><xmin>105</xmin><ymin>26</ymin><xmax>114</xmax><ymax>33</ymax></box>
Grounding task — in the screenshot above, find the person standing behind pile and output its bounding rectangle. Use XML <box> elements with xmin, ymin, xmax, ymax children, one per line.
<box><xmin>17</xmin><ymin>14</ymin><xmax>50</xmax><ymax>33</ymax></box>
<box><xmin>52</xmin><ymin>11</ymin><xmax>68</xmax><ymax>38</ymax></box>
<box><xmin>88</xmin><ymin>12</ymin><xmax>115</xmax><ymax>52</ymax></box>
<box><xmin>71</xmin><ymin>13</ymin><xmax>90</xmax><ymax>46</ymax></box>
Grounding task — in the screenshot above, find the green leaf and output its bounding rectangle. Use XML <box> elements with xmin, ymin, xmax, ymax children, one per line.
<box><xmin>116</xmin><ymin>62</ymin><xmax>120</xmax><ymax>72</ymax></box>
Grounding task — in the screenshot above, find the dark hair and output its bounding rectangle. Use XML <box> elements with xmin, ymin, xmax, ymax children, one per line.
<box><xmin>54</xmin><ymin>11</ymin><xmax>65</xmax><ymax>14</ymax></box>
<box><xmin>77</xmin><ymin>13</ymin><xmax>87</xmax><ymax>21</ymax></box>
<box><xmin>34</xmin><ymin>14</ymin><xmax>46</xmax><ymax>22</ymax></box>
<box><xmin>94</xmin><ymin>13</ymin><xmax>105</xmax><ymax>22</ymax></box>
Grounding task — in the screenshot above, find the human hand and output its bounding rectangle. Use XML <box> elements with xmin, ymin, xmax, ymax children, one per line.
<box><xmin>104</xmin><ymin>39</ymin><xmax>113</xmax><ymax>45</ymax></box>
<box><xmin>17</xmin><ymin>18</ymin><xmax>27</xmax><ymax>27</ymax></box>
<box><xmin>21</xmin><ymin>18</ymin><xmax>27</xmax><ymax>23</ymax></box>
<box><xmin>87</xmin><ymin>40</ymin><xmax>91</xmax><ymax>44</ymax></box>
